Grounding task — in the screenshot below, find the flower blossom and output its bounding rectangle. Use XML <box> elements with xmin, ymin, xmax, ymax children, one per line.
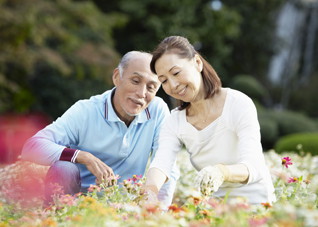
<box><xmin>261</xmin><ymin>202</ymin><xmax>272</xmax><ymax>209</ymax></box>
<box><xmin>282</xmin><ymin>157</ymin><xmax>293</xmax><ymax>168</ymax></box>
<box><xmin>88</xmin><ymin>184</ymin><xmax>101</xmax><ymax>192</ymax></box>
<box><xmin>288</xmin><ymin>177</ymin><xmax>299</xmax><ymax>183</ymax></box>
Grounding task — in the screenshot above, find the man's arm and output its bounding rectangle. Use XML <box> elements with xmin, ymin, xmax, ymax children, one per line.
<box><xmin>21</xmin><ymin>101</ymin><xmax>116</xmax><ymax>185</ymax></box>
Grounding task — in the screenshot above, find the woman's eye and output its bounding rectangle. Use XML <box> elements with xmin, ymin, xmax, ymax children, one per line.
<box><xmin>161</xmin><ymin>79</ymin><xmax>167</xmax><ymax>84</ymax></box>
<box><xmin>173</xmin><ymin>71</ymin><xmax>180</xmax><ymax>76</ymax></box>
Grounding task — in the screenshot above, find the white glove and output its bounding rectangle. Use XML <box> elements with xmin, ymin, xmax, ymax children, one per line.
<box><xmin>195</xmin><ymin>165</ymin><xmax>226</xmax><ymax>197</ymax></box>
<box><xmin>141</xmin><ymin>185</ymin><xmax>159</xmax><ymax>204</ymax></box>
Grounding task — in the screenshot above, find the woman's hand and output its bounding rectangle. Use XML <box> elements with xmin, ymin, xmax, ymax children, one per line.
<box><xmin>195</xmin><ymin>165</ymin><xmax>226</xmax><ymax>197</ymax></box>
<box><xmin>142</xmin><ymin>185</ymin><xmax>159</xmax><ymax>204</ymax></box>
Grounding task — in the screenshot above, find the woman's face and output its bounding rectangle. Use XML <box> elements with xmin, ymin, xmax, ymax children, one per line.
<box><xmin>155</xmin><ymin>53</ymin><xmax>204</xmax><ymax>103</ymax></box>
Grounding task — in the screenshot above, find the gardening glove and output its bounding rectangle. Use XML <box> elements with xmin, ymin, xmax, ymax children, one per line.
<box><xmin>195</xmin><ymin>164</ymin><xmax>229</xmax><ymax>197</ymax></box>
<box><xmin>141</xmin><ymin>185</ymin><xmax>159</xmax><ymax>204</ymax></box>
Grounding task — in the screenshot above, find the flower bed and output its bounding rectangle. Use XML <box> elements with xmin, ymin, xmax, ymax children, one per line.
<box><xmin>0</xmin><ymin>150</ymin><xmax>318</xmax><ymax>227</ymax></box>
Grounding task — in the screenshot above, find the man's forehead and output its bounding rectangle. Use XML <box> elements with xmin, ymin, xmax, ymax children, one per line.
<box><xmin>132</xmin><ymin>72</ymin><xmax>159</xmax><ymax>83</ymax></box>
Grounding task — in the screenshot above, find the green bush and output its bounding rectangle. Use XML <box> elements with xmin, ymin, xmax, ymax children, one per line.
<box><xmin>274</xmin><ymin>133</ymin><xmax>318</xmax><ymax>156</ymax></box>
<box><xmin>270</xmin><ymin>110</ymin><xmax>318</xmax><ymax>135</ymax></box>
<box><xmin>230</xmin><ymin>74</ymin><xmax>268</xmax><ymax>102</ymax></box>
<box><xmin>257</xmin><ymin>109</ymin><xmax>318</xmax><ymax>150</ymax></box>
<box><xmin>259</xmin><ymin>113</ymin><xmax>279</xmax><ymax>149</ymax></box>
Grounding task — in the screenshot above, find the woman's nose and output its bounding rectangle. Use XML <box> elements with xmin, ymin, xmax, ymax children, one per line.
<box><xmin>169</xmin><ymin>78</ymin><xmax>179</xmax><ymax>90</ymax></box>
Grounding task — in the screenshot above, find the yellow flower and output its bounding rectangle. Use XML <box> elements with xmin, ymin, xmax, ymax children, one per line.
<box><xmin>41</xmin><ymin>218</ymin><xmax>57</xmax><ymax>227</ymax></box>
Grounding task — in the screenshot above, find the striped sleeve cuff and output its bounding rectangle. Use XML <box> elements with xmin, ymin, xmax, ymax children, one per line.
<box><xmin>60</xmin><ymin>148</ymin><xmax>81</xmax><ymax>163</ymax></box>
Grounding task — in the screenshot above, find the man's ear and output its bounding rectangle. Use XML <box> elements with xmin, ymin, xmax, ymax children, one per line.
<box><xmin>112</xmin><ymin>68</ymin><xmax>120</xmax><ymax>86</ymax></box>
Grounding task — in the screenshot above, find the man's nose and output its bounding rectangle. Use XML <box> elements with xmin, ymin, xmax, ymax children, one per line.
<box><xmin>136</xmin><ymin>84</ymin><xmax>147</xmax><ymax>98</ymax></box>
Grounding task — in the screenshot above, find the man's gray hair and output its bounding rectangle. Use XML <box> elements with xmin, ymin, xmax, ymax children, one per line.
<box><xmin>118</xmin><ymin>51</ymin><xmax>152</xmax><ymax>77</ymax></box>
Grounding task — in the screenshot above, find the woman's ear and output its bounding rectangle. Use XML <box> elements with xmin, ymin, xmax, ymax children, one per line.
<box><xmin>112</xmin><ymin>68</ymin><xmax>120</xmax><ymax>86</ymax></box>
<box><xmin>194</xmin><ymin>54</ymin><xmax>203</xmax><ymax>72</ymax></box>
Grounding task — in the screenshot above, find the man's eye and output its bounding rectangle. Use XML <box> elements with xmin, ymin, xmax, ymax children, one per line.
<box><xmin>173</xmin><ymin>71</ymin><xmax>180</xmax><ymax>76</ymax></box>
<box><xmin>132</xmin><ymin>79</ymin><xmax>139</xmax><ymax>84</ymax></box>
<box><xmin>148</xmin><ymin>85</ymin><xmax>156</xmax><ymax>91</ymax></box>
<box><xmin>161</xmin><ymin>79</ymin><xmax>167</xmax><ymax>84</ymax></box>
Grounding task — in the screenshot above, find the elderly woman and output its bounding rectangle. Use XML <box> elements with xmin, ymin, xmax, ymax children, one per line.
<box><xmin>144</xmin><ymin>36</ymin><xmax>275</xmax><ymax>204</ymax></box>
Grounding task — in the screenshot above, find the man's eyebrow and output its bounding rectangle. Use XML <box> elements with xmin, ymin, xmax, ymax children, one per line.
<box><xmin>133</xmin><ymin>72</ymin><xmax>145</xmax><ymax>77</ymax></box>
<box><xmin>133</xmin><ymin>72</ymin><xmax>159</xmax><ymax>85</ymax></box>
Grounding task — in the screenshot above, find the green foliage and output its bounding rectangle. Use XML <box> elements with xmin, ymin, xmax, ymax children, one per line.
<box><xmin>95</xmin><ymin>0</ymin><xmax>242</xmax><ymax>82</ymax></box>
<box><xmin>221</xmin><ymin>0</ymin><xmax>285</xmax><ymax>82</ymax></box>
<box><xmin>0</xmin><ymin>0</ymin><xmax>121</xmax><ymax>117</ymax></box>
<box><xmin>259</xmin><ymin>112</ymin><xmax>279</xmax><ymax>149</ymax></box>
<box><xmin>274</xmin><ymin>133</ymin><xmax>318</xmax><ymax>155</ymax></box>
<box><xmin>270</xmin><ymin>110</ymin><xmax>318</xmax><ymax>135</ymax></box>
<box><xmin>258</xmin><ymin>109</ymin><xmax>318</xmax><ymax>150</ymax></box>
<box><xmin>288</xmin><ymin>74</ymin><xmax>318</xmax><ymax>118</ymax></box>
<box><xmin>230</xmin><ymin>74</ymin><xmax>268</xmax><ymax>102</ymax></box>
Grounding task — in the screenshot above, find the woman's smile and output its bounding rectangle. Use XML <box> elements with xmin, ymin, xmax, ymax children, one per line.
<box><xmin>176</xmin><ymin>86</ymin><xmax>187</xmax><ymax>96</ymax></box>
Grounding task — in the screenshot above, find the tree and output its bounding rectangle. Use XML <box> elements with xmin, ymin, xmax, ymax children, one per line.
<box><xmin>0</xmin><ymin>0</ymin><xmax>123</xmax><ymax>118</ymax></box>
<box><xmin>92</xmin><ymin>0</ymin><xmax>241</xmax><ymax>106</ymax></box>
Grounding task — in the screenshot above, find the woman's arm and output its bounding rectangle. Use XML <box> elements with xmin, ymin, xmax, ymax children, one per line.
<box><xmin>144</xmin><ymin>167</ymin><xmax>168</xmax><ymax>195</ymax></box>
<box><xmin>218</xmin><ymin>163</ymin><xmax>249</xmax><ymax>183</ymax></box>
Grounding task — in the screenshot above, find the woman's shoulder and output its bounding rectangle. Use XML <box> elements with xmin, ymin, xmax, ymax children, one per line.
<box><xmin>170</xmin><ymin>107</ymin><xmax>186</xmax><ymax>116</ymax></box>
<box><xmin>225</xmin><ymin>88</ymin><xmax>255</xmax><ymax>108</ymax></box>
<box><xmin>163</xmin><ymin>107</ymin><xmax>186</xmax><ymax>126</ymax></box>
<box><xmin>227</xmin><ymin>88</ymin><xmax>252</xmax><ymax>101</ymax></box>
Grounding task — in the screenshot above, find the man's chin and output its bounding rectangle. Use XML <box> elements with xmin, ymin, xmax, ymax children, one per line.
<box><xmin>126</xmin><ymin>109</ymin><xmax>142</xmax><ymax>117</ymax></box>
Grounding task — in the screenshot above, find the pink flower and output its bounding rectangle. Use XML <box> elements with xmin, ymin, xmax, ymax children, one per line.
<box><xmin>249</xmin><ymin>217</ymin><xmax>267</xmax><ymax>227</ymax></box>
<box><xmin>127</xmin><ymin>174</ymin><xmax>142</xmax><ymax>184</ymax></box>
<box><xmin>88</xmin><ymin>184</ymin><xmax>101</xmax><ymax>192</ymax></box>
<box><xmin>282</xmin><ymin>157</ymin><xmax>293</xmax><ymax>168</ymax></box>
<box><xmin>58</xmin><ymin>194</ymin><xmax>77</xmax><ymax>206</ymax></box>
<box><xmin>288</xmin><ymin>177</ymin><xmax>299</xmax><ymax>183</ymax></box>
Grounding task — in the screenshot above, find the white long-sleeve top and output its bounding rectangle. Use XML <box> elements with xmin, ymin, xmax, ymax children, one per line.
<box><xmin>150</xmin><ymin>88</ymin><xmax>275</xmax><ymax>204</ymax></box>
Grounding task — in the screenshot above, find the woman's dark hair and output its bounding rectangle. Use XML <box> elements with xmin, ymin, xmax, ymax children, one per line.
<box><xmin>150</xmin><ymin>36</ymin><xmax>222</xmax><ymax>110</ymax></box>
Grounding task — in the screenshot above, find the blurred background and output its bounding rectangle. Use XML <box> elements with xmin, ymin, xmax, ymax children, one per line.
<box><xmin>1</xmin><ymin>0</ymin><xmax>318</xmax><ymax>164</ymax></box>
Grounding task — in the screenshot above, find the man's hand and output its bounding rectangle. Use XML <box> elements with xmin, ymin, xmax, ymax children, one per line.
<box><xmin>195</xmin><ymin>165</ymin><xmax>226</xmax><ymax>197</ymax></box>
<box><xmin>76</xmin><ymin>151</ymin><xmax>117</xmax><ymax>186</ymax></box>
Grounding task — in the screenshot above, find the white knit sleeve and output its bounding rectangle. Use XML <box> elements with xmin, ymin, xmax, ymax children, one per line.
<box><xmin>149</xmin><ymin>111</ymin><xmax>182</xmax><ymax>179</ymax></box>
<box><xmin>230</xmin><ymin>92</ymin><xmax>267</xmax><ymax>184</ymax></box>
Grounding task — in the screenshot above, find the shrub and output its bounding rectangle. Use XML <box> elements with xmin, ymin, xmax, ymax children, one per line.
<box><xmin>258</xmin><ymin>109</ymin><xmax>318</xmax><ymax>150</ymax></box>
<box><xmin>274</xmin><ymin>133</ymin><xmax>318</xmax><ymax>156</ymax></box>
<box><xmin>258</xmin><ymin>113</ymin><xmax>279</xmax><ymax>149</ymax></box>
<box><xmin>230</xmin><ymin>74</ymin><xmax>268</xmax><ymax>102</ymax></box>
<box><xmin>269</xmin><ymin>110</ymin><xmax>318</xmax><ymax>136</ymax></box>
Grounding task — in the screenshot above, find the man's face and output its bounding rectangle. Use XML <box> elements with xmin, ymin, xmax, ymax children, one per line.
<box><xmin>112</xmin><ymin>54</ymin><xmax>160</xmax><ymax>123</ymax></box>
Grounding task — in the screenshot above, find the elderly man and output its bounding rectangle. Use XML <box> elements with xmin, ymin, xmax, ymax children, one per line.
<box><xmin>21</xmin><ymin>51</ymin><xmax>178</xmax><ymax>206</ymax></box>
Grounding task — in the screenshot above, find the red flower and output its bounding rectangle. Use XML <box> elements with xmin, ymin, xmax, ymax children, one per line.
<box><xmin>261</xmin><ymin>202</ymin><xmax>272</xmax><ymax>209</ymax></box>
<box><xmin>282</xmin><ymin>157</ymin><xmax>293</xmax><ymax>168</ymax></box>
<box><xmin>168</xmin><ymin>204</ymin><xmax>185</xmax><ymax>213</ymax></box>
<box><xmin>192</xmin><ymin>196</ymin><xmax>201</xmax><ymax>206</ymax></box>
